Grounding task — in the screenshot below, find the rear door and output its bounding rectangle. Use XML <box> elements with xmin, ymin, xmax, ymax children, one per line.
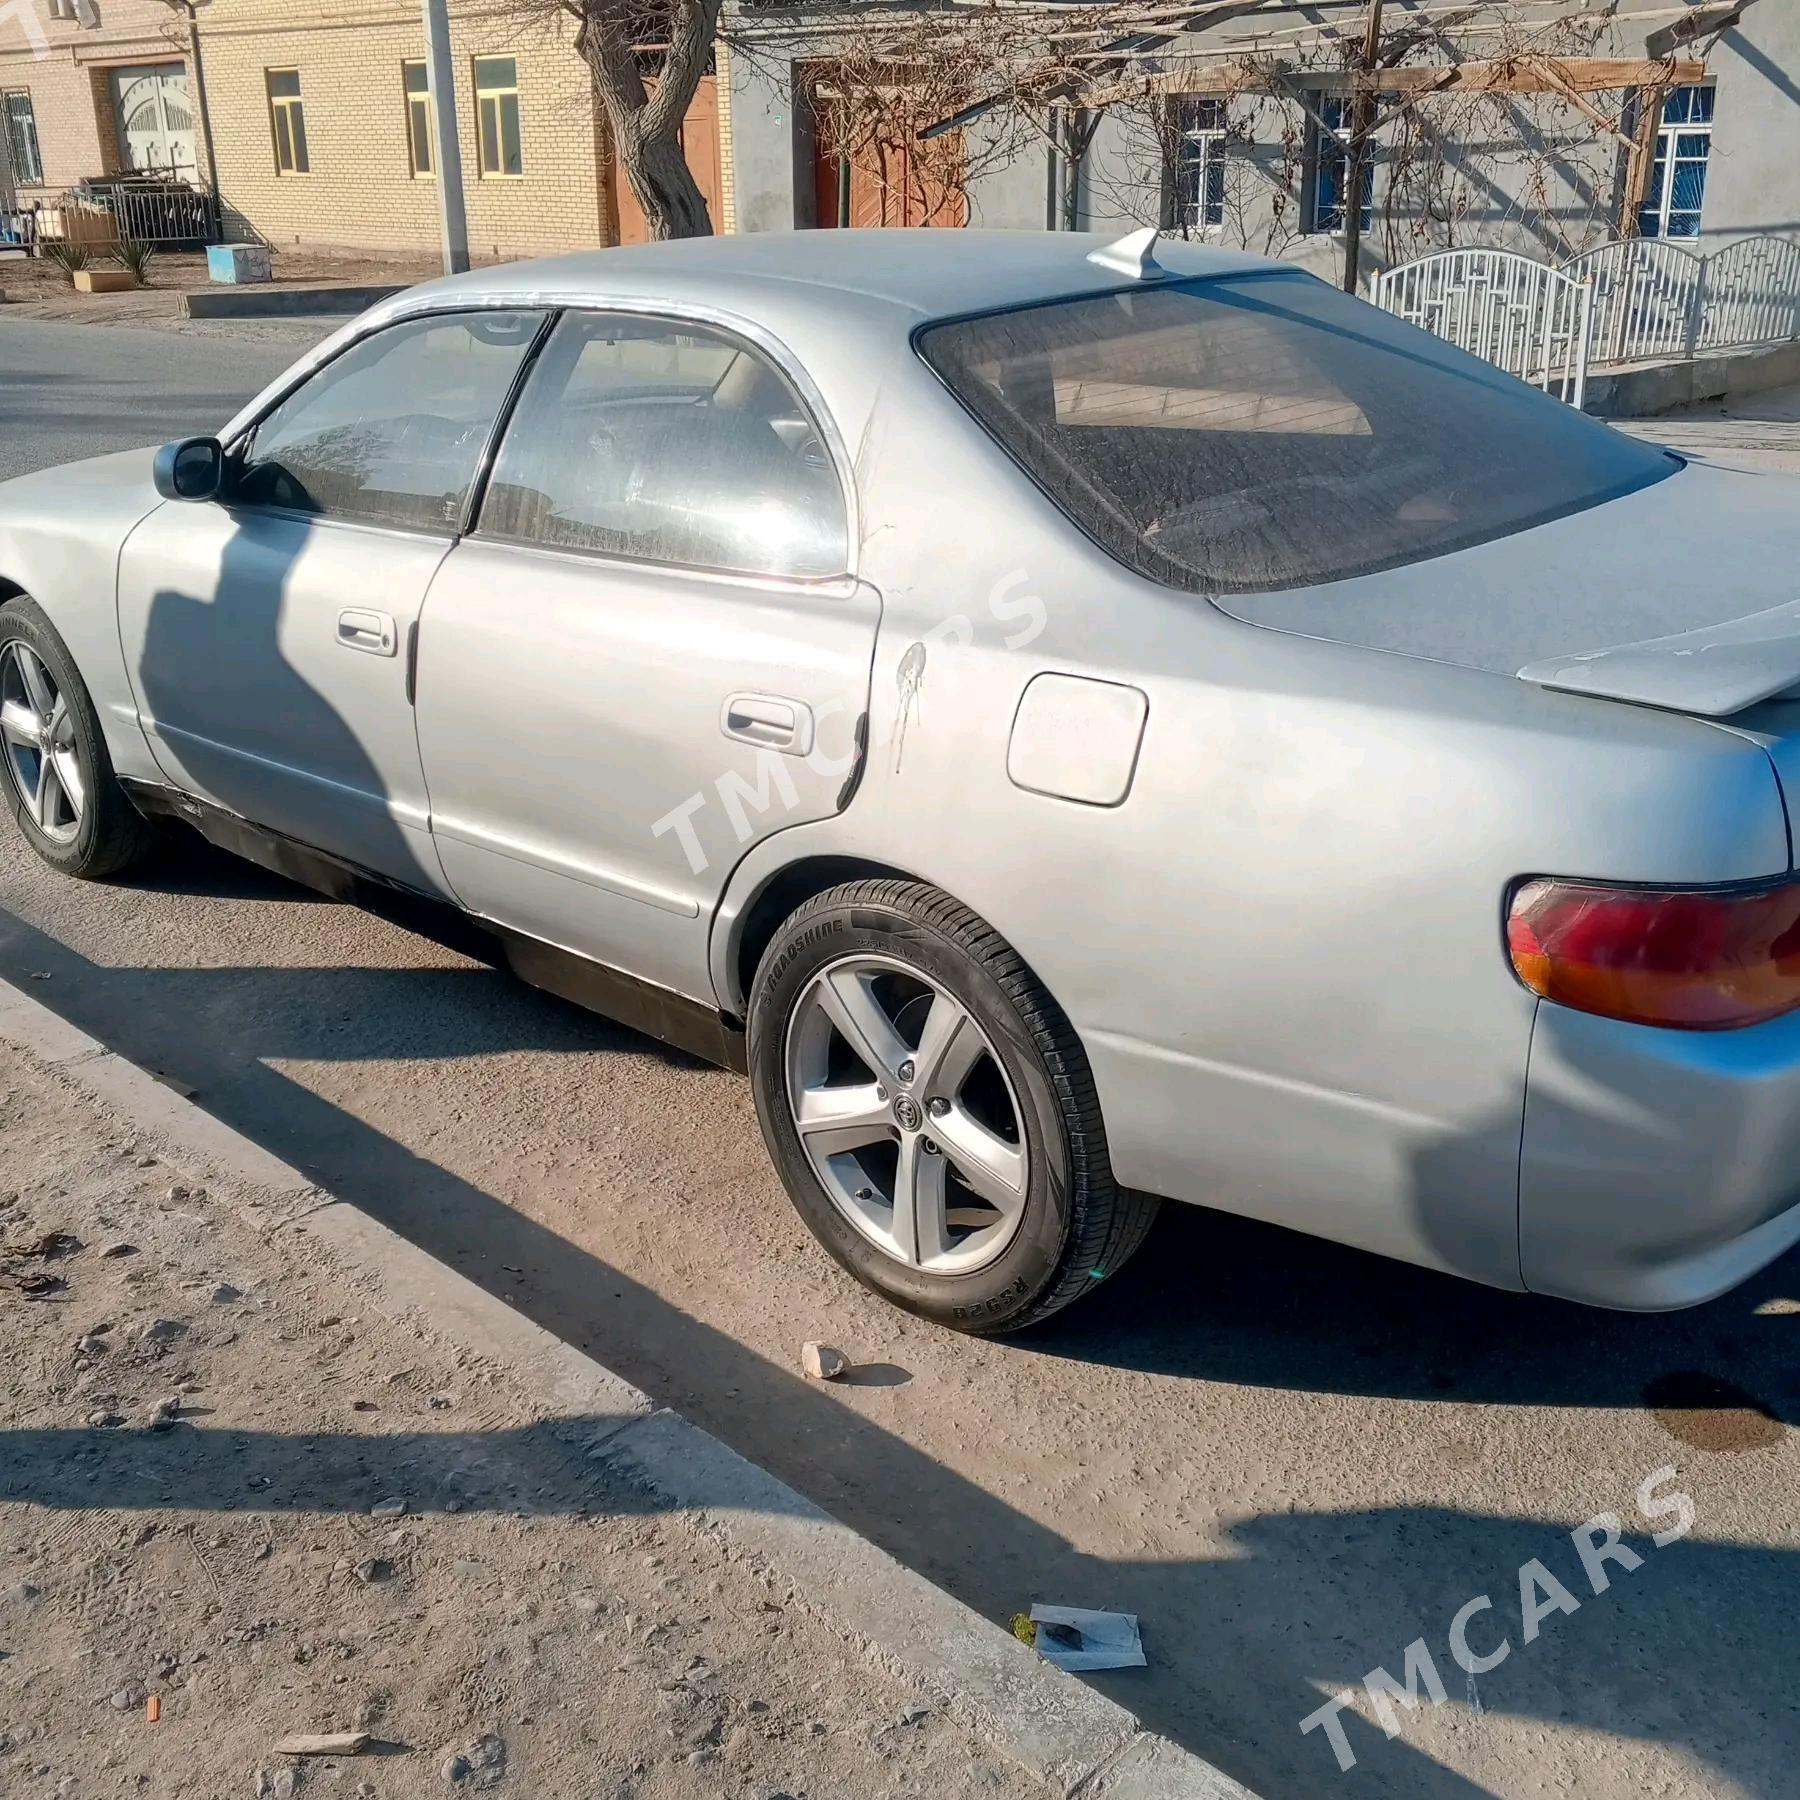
<box><xmin>413</xmin><ymin>309</ymin><xmax>877</xmax><ymax>1000</ymax></box>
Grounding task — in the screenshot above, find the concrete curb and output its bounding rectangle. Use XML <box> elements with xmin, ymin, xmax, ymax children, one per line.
<box><xmin>0</xmin><ymin>974</ymin><xmax>1256</xmax><ymax>1800</ymax></box>
<box><xmin>1586</xmin><ymin>338</ymin><xmax>1800</xmax><ymax>418</ymax></box>
<box><xmin>180</xmin><ymin>283</ymin><xmax>409</xmax><ymax>320</ymax></box>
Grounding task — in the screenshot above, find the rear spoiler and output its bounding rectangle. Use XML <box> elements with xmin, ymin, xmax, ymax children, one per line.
<box><xmin>1518</xmin><ymin>598</ymin><xmax>1800</xmax><ymax>719</ymax></box>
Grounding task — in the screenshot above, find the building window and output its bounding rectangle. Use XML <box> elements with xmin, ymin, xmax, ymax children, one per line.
<box><xmin>3</xmin><ymin>90</ymin><xmax>43</xmax><ymax>186</ymax></box>
<box><xmin>404</xmin><ymin>60</ymin><xmax>434</xmax><ymax>177</ymax></box>
<box><xmin>1638</xmin><ymin>83</ymin><xmax>1713</xmax><ymax>239</ymax></box>
<box><xmin>1304</xmin><ymin>93</ymin><xmax>1372</xmax><ymax>235</ymax></box>
<box><xmin>1173</xmin><ymin>97</ymin><xmax>1226</xmax><ymax>232</ymax></box>
<box><xmin>474</xmin><ymin>56</ymin><xmax>522</xmax><ymax>178</ymax></box>
<box><xmin>267</xmin><ymin>69</ymin><xmax>309</xmax><ymax>174</ymax></box>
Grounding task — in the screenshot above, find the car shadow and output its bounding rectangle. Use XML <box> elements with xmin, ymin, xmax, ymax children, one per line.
<box><xmin>5</xmin><ymin>901</ymin><xmax>1800</xmax><ymax>1798</ymax></box>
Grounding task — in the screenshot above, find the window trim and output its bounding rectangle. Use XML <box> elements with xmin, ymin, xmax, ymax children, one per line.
<box><xmin>219</xmin><ymin>299</ymin><xmax>860</xmax><ymax>580</ymax></box>
<box><xmin>472</xmin><ymin>53</ymin><xmax>523</xmax><ymax>180</ymax></box>
<box><xmin>266</xmin><ymin>67</ymin><xmax>310</xmax><ymax>176</ymax></box>
<box><xmin>223</xmin><ymin>306</ymin><xmax>553</xmax><ymax>540</ymax></box>
<box><xmin>468</xmin><ymin>307</ymin><xmax>855</xmax><ymax>586</ymax></box>
<box><xmin>1301</xmin><ymin>90</ymin><xmax>1372</xmax><ymax>238</ymax></box>
<box><xmin>1636</xmin><ymin>82</ymin><xmax>1714</xmax><ymax>240</ymax></box>
<box><xmin>3</xmin><ymin>87</ymin><xmax>44</xmax><ymax>187</ymax></box>
<box><xmin>1171</xmin><ymin>96</ymin><xmax>1226</xmax><ymax>235</ymax></box>
<box><xmin>403</xmin><ymin>59</ymin><xmax>434</xmax><ymax>180</ymax></box>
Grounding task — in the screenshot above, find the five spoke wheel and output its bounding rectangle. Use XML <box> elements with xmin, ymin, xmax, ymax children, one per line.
<box><xmin>785</xmin><ymin>954</ymin><xmax>1028</xmax><ymax>1274</ymax></box>
<box><xmin>1</xmin><ymin>640</ymin><xmax>84</xmax><ymax>846</ymax></box>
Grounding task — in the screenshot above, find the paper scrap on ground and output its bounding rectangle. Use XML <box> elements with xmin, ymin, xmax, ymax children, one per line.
<box><xmin>1027</xmin><ymin>1605</ymin><xmax>1146</xmax><ymax>1672</ymax></box>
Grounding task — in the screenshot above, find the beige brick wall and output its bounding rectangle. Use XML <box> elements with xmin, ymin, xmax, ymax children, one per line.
<box><xmin>199</xmin><ymin>0</ymin><xmax>614</xmax><ymax>261</ymax></box>
<box><xmin>1</xmin><ymin>0</ymin><xmax>191</xmax><ymax>193</ymax></box>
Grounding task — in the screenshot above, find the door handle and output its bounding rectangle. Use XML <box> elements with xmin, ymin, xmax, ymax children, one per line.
<box><xmin>722</xmin><ymin>692</ymin><xmax>814</xmax><ymax>756</ymax></box>
<box><xmin>337</xmin><ymin>608</ymin><xmax>397</xmax><ymax>657</ymax></box>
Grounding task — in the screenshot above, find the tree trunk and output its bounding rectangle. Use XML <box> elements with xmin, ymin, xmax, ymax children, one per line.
<box><xmin>614</xmin><ymin>112</ymin><xmax>713</xmax><ymax>239</ymax></box>
<box><xmin>578</xmin><ymin>0</ymin><xmax>720</xmax><ymax>242</ymax></box>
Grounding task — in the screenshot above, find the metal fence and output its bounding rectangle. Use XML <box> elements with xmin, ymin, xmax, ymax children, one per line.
<box><xmin>1373</xmin><ymin>236</ymin><xmax>1800</xmax><ymax>404</ymax></box>
<box><xmin>1</xmin><ymin>179</ymin><xmax>220</xmax><ymax>254</ymax></box>
<box><xmin>1368</xmin><ymin>248</ymin><xmax>1594</xmax><ymax>407</ymax></box>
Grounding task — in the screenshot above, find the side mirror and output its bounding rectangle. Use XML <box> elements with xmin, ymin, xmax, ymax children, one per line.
<box><xmin>153</xmin><ymin>436</ymin><xmax>226</xmax><ymax>502</ymax></box>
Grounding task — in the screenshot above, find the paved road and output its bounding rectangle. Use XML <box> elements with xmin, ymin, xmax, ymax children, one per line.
<box><xmin>4</xmin><ymin>319</ymin><xmax>1799</xmax><ymax>1798</ymax></box>
<box><xmin>0</xmin><ymin>315</ymin><xmax>333</xmax><ymax>478</ymax></box>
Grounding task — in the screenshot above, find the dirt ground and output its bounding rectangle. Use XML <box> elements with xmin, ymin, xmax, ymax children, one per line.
<box><xmin>0</xmin><ymin>1037</ymin><xmax>1043</xmax><ymax>1800</ymax></box>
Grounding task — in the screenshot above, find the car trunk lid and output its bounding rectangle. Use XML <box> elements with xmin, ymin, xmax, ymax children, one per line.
<box><xmin>1215</xmin><ymin>454</ymin><xmax>1800</xmax><ymax>720</ymax></box>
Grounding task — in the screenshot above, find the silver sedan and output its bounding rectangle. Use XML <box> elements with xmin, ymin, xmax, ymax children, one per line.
<box><xmin>5</xmin><ymin>228</ymin><xmax>1800</xmax><ymax>1332</ymax></box>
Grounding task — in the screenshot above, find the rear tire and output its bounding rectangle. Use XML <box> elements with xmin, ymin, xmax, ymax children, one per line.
<box><xmin>748</xmin><ymin>878</ymin><xmax>1160</xmax><ymax>1334</ymax></box>
<box><xmin>0</xmin><ymin>595</ymin><xmax>156</xmax><ymax>881</ymax></box>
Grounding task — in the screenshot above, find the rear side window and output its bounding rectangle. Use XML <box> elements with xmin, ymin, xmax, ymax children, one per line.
<box><xmin>478</xmin><ymin>313</ymin><xmax>848</xmax><ymax>580</ymax></box>
<box><xmin>918</xmin><ymin>272</ymin><xmax>1673</xmax><ymax>593</ymax></box>
<box><xmin>236</xmin><ymin>310</ymin><xmax>545</xmax><ymax>532</ymax></box>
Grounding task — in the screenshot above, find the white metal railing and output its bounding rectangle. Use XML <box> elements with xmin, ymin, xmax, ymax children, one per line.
<box><xmin>1369</xmin><ymin>248</ymin><xmax>1593</xmax><ymax>407</ymax></box>
<box><xmin>1562</xmin><ymin>237</ymin><xmax>1702</xmax><ymax>365</ymax></box>
<box><xmin>1373</xmin><ymin>236</ymin><xmax>1800</xmax><ymax>404</ymax></box>
<box><xmin>1698</xmin><ymin>235</ymin><xmax>1800</xmax><ymax>351</ymax></box>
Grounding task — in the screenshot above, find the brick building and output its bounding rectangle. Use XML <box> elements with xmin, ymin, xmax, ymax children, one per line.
<box><xmin>3</xmin><ymin>0</ymin><xmax>735</xmax><ymax>261</ymax></box>
<box><xmin>2</xmin><ymin>0</ymin><xmax>199</xmax><ymax>201</ymax></box>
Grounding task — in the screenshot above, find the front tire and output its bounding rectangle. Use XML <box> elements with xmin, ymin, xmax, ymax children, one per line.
<box><xmin>748</xmin><ymin>879</ymin><xmax>1160</xmax><ymax>1334</ymax></box>
<box><xmin>0</xmin><ymin>595</ymin><xmax>155</xmax><ymax>880</ymax></box>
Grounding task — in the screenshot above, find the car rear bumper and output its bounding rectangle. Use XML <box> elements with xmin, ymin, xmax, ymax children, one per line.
<box><xmin>1521</xmin><ymin>1001</ymin><xmax>1800</xmax><ymax>1309</ymax></box>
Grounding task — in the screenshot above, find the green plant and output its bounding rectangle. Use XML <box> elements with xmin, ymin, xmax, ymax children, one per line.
<box><xmin>114</xmin><ymin>238</ymin><xmax>156</xmax><ymax>285</ymax></box>
<box><xmin>42</xmin><ymin>241</ymin><xmax>90</xmax><ymax>284</ymax></box>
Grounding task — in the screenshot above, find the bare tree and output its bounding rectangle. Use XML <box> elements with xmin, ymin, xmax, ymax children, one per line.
<box><xmin>521</xmin><ymin>0</ymin><xmax>724</xmax><ymax>239</ymax></box>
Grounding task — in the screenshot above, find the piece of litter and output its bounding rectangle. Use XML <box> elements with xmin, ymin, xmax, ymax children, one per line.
<box><xmin>273</xmin><ymin>1731</ymin><xmax>371</xmax><ymax>1757</ymax></box>
<box><xmin>800</xmin><ymin>1341</ymin><xmax>848</xmax><ymax>1381</ymax></box>
<box><xmin>145</xmin><ymin>1695</ymin><xmax>161</xmax><ymax>1724</ymax></box>
<box><xmin>1024</xmin><ymin>1606</ymin><xmax>1145</xmax><ymax>1672</ymax></box>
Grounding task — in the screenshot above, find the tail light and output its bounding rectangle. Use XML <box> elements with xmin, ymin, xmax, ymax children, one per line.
<box><xmin>1507</xmin><ymin>876</ymin><xmax>1800</xmax><ymax>1030</ymax></box>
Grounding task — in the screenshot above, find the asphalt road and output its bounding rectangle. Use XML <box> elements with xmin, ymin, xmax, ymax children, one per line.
<box><xmin>4</xmin><ymin>317</ymin><xmax>1800</xmax><ymax>1799</ymax></box>
<box><xmin>0</xmin><ymin>315</ymin><xmax>332</xmax><ymax>478</ymax></box>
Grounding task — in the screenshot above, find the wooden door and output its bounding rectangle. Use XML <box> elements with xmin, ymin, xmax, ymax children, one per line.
<box><xmin>612</xmin><ymin>76</ymin><xmax>723</xmax><ymax>244</ymax></box>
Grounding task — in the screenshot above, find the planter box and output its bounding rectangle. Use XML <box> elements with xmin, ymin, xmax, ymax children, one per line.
<box><xmin>72</xmin><ymin>268</ymin><xmax>138</xmax><ymax>294</ymax></box>
<box><xmin>207</xmin><ymin>243</ymin><xmax>272</xmax><ymax>285</ymax></box>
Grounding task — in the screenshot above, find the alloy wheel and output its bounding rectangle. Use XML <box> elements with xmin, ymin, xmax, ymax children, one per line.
<box><xmin>784</xmin><ymin>953</ymin><xmax>1029</xmax><ymax>1274</ymax></box>
<box><xmin>0</xmin><ymin>640</ymin><xmax>84</xmax><ymax>846</ymax></box>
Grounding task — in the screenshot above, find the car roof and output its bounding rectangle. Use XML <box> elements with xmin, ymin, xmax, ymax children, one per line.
<box><xmin>389</xmin><ymin>229</ymin><xmax>1281</xmax><ymax>330</ymax></box>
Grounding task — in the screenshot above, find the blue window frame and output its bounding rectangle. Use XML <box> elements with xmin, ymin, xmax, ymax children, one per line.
<box><xmin>1638</xmin><ymin>84</ymin><xmax>1714</xmax><ymax>239</ymax></box>
<box><xmin>1306</xmin><ymin>94</ymin><xmax>1371</xmax><ymax>236</ymax></box>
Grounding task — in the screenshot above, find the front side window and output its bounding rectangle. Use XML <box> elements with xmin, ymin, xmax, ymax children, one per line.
<box><xmin>1304</xmin><ymin>93</ymin><xmax>1371</xmax><ymax>235</ymax></box>
<box><xmin>403</xmin><ymin>61</ymin><xmax>433</xmax><ymax>178</ymax></box>
<box><xmin>234</xmin><ymin>310</ymin><xmax>545</xmax><ymax>532</ymax></box>
<box><xmin>1173</xmin><ymin>97</ymin><xmax>1225</xmax><ymax>233</ymax></box>
<box><xmin>4</xmin><ymin>90</ymin><xmax>43</xmax><ymax>186</ymax></box>
<box><xmin>1638</xmin><ymin>83</ymin><xmax>1714</xmax><ymax>239</ymax></box>
<box><xmin>474</xmin><ymin>55</ymin><xmax>522</xmax><ymax>177</ymax></box>
<box><xmin>480</xmin><ymin>313</ymin><xmax>848</xmax><ymax>579</ymax></box>
<box><xmin>267</xmin><ymin>69</ymin><xmax>309</xmax><ymax>174</ymax></box>
<box><xmin>919</xmin><ymin>272</ymin><xmax>1673</xmax><ymax>593</ymax></box>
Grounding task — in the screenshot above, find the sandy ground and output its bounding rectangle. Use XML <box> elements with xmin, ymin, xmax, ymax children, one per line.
<box><xmin>0</xmin><ymin>1037</ymin><xmax>1044</xmax><ymax>1800</ymax></box>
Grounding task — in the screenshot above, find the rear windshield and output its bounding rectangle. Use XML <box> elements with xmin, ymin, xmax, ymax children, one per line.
<box><xmin>917</xmin><ymin>270</ymin><xmax>1673</xmax><ymax>593</ymax></box>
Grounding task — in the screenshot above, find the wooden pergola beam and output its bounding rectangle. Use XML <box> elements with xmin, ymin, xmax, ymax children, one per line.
<box><xmin>1076</xmin><ymin>54</ymin><xmax>1705</xmax><ymax>110</ymax></box>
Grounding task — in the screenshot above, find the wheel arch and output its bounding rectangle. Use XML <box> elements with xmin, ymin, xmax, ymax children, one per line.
<box><xmin>725</xmin><ymin>853</ymin><xmax>930</xmax><ymax>1017</ymax></box>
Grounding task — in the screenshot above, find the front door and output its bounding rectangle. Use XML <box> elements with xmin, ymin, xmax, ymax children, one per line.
<box><xmin>413</xmin><ymin>309</ymin><xmax>876</xmax><ymax>1001</ymax></box>
<box><xmin>111</xmin><ymin>65</ymin><xmax>195</xmax><ymax>179</ymax></box>
<box><xmin>116</xmin><ymin>308</ymin><xmax>548</xmax><ymax>892</ymax></box>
